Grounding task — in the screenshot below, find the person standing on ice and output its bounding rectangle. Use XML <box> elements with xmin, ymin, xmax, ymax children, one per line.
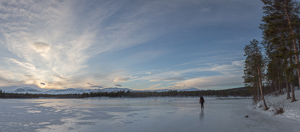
<box><xmin>199</xmin><ymin>96</ymin><xmax>205</xmax><ymax>109</ymax></box>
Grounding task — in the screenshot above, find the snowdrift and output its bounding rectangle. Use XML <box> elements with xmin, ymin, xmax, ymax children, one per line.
<box><xmin>256</xmin><ymin>89</ymin><xmax>300</xmax><ymax>121</ymax></box>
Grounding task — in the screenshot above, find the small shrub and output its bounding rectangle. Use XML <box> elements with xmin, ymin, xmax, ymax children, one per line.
<box><xmin>252</xmin><ymin>95</ymin><xmax>260</xmax><ymax>104</ymax></box>
<box><xmin>275</xmin><ymin>108</ymin><xmax>284</xmax><ymax>115</ymax></box>
<box><xmin>269</xmin><ymin>101</ymin><xmax>285</xmax><ymax>115</ymax></box>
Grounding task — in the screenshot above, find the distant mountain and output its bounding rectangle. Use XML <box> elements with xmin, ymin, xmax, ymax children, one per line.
<box><xmin>45</xmin><ymin>88</ymin><xmax>89</xmax><ymax>94</ymax></box>
<box><xmin>9</xmin><ymin>87</ymin><xmax>202</xmax><ymax>94</ymax></box>
<box><xmin>96</xmin><ymin>88</ymin><xmax>132</xmax><ymax>93</ymax></box>
<box><xmin>44</xmin><ymin>88</ymin><xmax>133</xmax><ymax>94</ymax></box>
<box><xmin>5</xmin><ymin>87</ymin><xmax>249</xmax><ymax>95</ymax></box>
<box><xmin>144</xmin><ymin>88</ymin><xmax>201</xmax><ymax>92</ymax></box>
<box><xmin>178</xmin><ymin>88</ymin><xmax>201</xmax><ymax>91</ymax></box>
<box><xmin>14</xmin><ymin>87</ymin><xmax>42</xmax><ymax>93</ymax></box>
<box><xmin>11</xmin><ymin>87</ymin><xmax>132</xmax><ymax>94</ymax></box>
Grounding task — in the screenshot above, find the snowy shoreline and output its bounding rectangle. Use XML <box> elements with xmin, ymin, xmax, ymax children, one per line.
<box><xmin>255</xmin><ymin>90</ymin><xmax>300</xmax><ymax>122</ymax></box>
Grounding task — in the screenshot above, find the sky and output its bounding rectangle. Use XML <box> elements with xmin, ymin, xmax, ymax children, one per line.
<box><xmin>0</xmin><ymin>0</ymin><xmax>264</xmax><ymax>91</ymax></box>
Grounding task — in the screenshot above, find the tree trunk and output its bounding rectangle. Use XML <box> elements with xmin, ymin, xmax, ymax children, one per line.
<box><xmin>278</xmin><ymin>70</ymin><xmax>283</xmax><ymax>94</ymax></box>
<box><xmin>256</xmin><ymin>47</ymin><xmax>268</xmax><ymax>110</ymax></box>
<box><xmin>286</xmin><ymin>77</ymin><xmax>291</xmax><ymax>99</ymax></box>
<box><xmin>257</xmin><ymin>82</ymin><xmax>260</xmax><ymax>100</ymax></box>
<box><xmin>283</xmin><ymin>1</ymin><xmax>298</xmax><ymax>102</ymax></box>
<box><xmin>279</xmin><ymin>82</ymin><xmax>282</xmax><ymax>95</ymax></box>
<box><xmin>275</xmin><ymin>79</ymin><xmax>279</xmax><ymax>95</ymax></box>
<box><xmin>258</xmin><ymin>65</ymin><xmax>268</xmax><ymax>110</ymax></box>
<box><xmin>290</xmin><ymin>83</ymin><xmax>296</xmax><ymax>102</ymax></box>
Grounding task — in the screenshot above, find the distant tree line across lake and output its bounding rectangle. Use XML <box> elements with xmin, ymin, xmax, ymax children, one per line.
<box><xmin>0</xmin><ymin>87</ymin><xmax>250</xmax><ymax>99</ymax></box>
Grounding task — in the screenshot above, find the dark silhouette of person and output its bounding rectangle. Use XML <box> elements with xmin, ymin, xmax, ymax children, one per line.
<box><xmin>199</xmin><ymin>96</ymin><xmax>205</xmax><ymax>109</ymax></box>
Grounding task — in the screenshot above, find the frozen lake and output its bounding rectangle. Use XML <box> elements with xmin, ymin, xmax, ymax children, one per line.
<box><xmin>0</xmin><ymin>97</ymin><xmax>299</xmax><ymax>132</ymax></box>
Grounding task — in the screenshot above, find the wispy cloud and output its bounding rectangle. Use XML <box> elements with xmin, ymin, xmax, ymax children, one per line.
<box><xmin>0</xmin><ymin>0</ymin><xmax>94</xmax><ymax>88</ymax></box>
<box><xmin>149</xmin><ymin>84</ymin><xmax>161</xmax><ymax>89</ymax></box>
<box><xmin>6</xmin><ymin>58</ymin><xmax>36</xmax><ymax>70</ymax></box>
<box><xmin>115</xmin><ymin>84</ymin><xmax>122</xmax><ymax>87</ymax></box>
<box><xmin>173</xmin><ymin>74</ymin><xmax>243</xmax><ymax>89</ymax></box>
<box><xmin>114</xmin><ymin>76</ymin><xmax>137</xmax><ymax>83</ymax></box>
<box><xmin>151</xmin><ymin>77</ymin><xmax>185</xmax><ymax>82</ymax></box>
<box><xmin>136</xmin><ymin>60</ymin><xmax>244</xmax><ymax>90</ymax></box>
<box><xmin>145</xmin><ymin>72</ymin><xmax>152</xmax><ymax>75</ymax></box>
<box><xmin>173</xmin><ymin>61</ymin><xmax>244</xmax><ymax>89</ymax></box>
<box><xmin>0</xmin><ymin>0</ymin><xmax>174</xmax><ymax>89</ymax></box>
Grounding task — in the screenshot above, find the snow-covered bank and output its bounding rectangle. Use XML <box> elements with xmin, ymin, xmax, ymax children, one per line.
<box><xmin>255</xmin><ymin>90</ymin><xmax>300</xmax><ymax>121</ymax></box>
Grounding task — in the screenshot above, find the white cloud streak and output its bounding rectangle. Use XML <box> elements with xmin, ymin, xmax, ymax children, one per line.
<box><xmin>149</xmin><ymin>84</ymin><xmax>161</xmax><ymax>89</ymax></box>
<box><xmin>136</xmin><ymin>60</ymin><xmax>245</xmax><ymax>89</ymax></box>
<box><xmin>173</xmin><ymin>61</ymin><xmax>244</xmax><ymax>89</ymax></box>
<box><xmin>7</xmin><ymin>58</ymin><xmax>36</xmax><ymax>70</ymax></box>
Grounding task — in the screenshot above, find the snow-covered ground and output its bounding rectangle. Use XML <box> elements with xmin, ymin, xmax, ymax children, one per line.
<box><xmin>255</xmin><ymin>90</ymin><xmax>300</xmax><ymax>121</ymax></box>
<box><xmin>1</xmin><ymin>97</ymin><xmax>300</xmax><ymax>132</ymax></box>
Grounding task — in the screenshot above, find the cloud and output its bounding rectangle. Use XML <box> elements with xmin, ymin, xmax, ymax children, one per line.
<box><xmin>137</xmin><ymin>60</ymin><xmax>244</xmax><ymax>89</ymax></box>
<box><xmin>0</xmin><ymin>0</ymin><xmax>257</xmax><ymax>90</ymax></box>
<box><xmin>52</xmin><ymin>74</ymin><xmax>66</xmax><ymax>80</ymax></box>
<box><xmin>0</xmin><ymin>74</ymin><xmax>23</xmax><ymax>87</ymax></box>
<box><xmin>113</xmin><ymin>77</ymin><xmax>130</xmax><ymax>82</ymax></box>
<box><xmin>31</xmin><ymin>42</ymin><xmax>50</xmax><ymax>53</ymax></box>
<box><xmin>1</xmin><ymin>0</ymin><xmax>183</xmax><ymax>89</ymax></box>
<box><xmin>146</xmin><ymin>72</ymin><xmax>152</xmax><ymax>75</ymax></box>
<box><xmin>232</xmin><ymin>60</ymin><xmax>244</xmax><ymax>67</ymax></box>
<box><xmin>173</xmin><ymin>74</ymin><xmax>243</xmax><ymax>89</ymax></box>
<box><xmin>201</xmin><ymin>6</ymin><xmax>212</xmax><ymax>13</ymax></box>
<box><xmin>0</xmin><ymin>1</ymin><xmax>116</xmax><ymax>88</ymax></box>
<box><xmin>210</xmin><ymin>60</ymin><xmax>244</xmax><ymax>75</ymax></box>
<box><xmin>113</xmin><ymin>76</ymin><xmax>137</xmax><ymax>82</ymax></box>
<box><xmin>115</xmin><ymin>84</ymin><xmax>122</xmax><ymax>87</ymax></box>
<box><xmin>7</xmin><ymin>58</ymin><xmax>36</xmax><ymax>70</ymax></box>
<box><xmin>91</xmin><ymin>86</ymin><xmax>103</xmax><ymax>88</ymax></box>
<box><xmin>139</xmin><ymin>67</ymin><xmax>210</xmax><ymax>83</ymax></box>
<box><xmin>172</xmin><ymin>61</ymin><xmax>244</xmax><ymax>89</ymax></box>
<box><xmin>151</xmin><ymin>77</ymin><xmax>185</xmax><ymax>82</ymax></box>
<box><xmin>149</xmin><ymin>84</ymin><xmax>161</xmax><ymax>89</ymax></box>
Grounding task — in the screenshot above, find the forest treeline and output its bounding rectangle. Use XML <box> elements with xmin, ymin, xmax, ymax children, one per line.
<box><xmin>0</xmin><ymin>87</ymin><xmax>250</xmax><ymax>99</ymax></box>
<box><xmin>244</xmin><ymin>0</ymin><xmax>300</xmax><ymax>110</ymax></box>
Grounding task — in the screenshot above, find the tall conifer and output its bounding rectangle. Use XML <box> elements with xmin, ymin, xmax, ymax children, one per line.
<box><xmin>260</xmin><ymin>0</ymin><xmax>299</xmax><ymax>102</ymax></box>
<box><xmin>244</xmin><ymin>39</ymin><xmax>268</xmax><ymax>110</ymax></box>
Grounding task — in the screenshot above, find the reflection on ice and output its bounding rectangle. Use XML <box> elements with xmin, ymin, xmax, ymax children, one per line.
<box><xmin>199</xmin><ymin>109</ymin><xmax>204</xmax><ymax>121</ymax></box>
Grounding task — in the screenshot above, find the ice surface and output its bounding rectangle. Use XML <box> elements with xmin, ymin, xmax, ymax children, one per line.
<box><xmin>0</xmin><ymin>97</ymin><xmax>300</xmax><ymax>132</ymax></box>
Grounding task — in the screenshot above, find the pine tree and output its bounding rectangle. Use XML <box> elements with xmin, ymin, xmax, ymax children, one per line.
<box><xmin>260</xmin><ymin>0</ymin><xmax>299</xmax><ymax>102</ymax></box>
<box><xmin>244</xmin><ymin>39</ymin><xmax>268</xmax><ymax>110</ymax></box>
<box><xmin>282</xmin><ymin>0</ymin><xmax>299</xmax><ymax>102</ymax></box>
